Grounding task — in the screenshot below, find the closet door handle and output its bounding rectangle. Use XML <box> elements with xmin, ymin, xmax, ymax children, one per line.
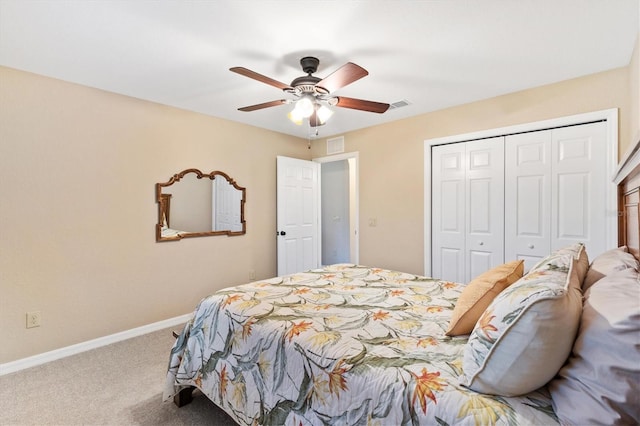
<box><xmin>528</xmin><ymin>244</ymin><xmax>535</xmax><ymax>249</ymax></box>
<box><xmin>478</xmin><ymin>241</ymin><xmax>484</xmax><ymax>246</ymax></box>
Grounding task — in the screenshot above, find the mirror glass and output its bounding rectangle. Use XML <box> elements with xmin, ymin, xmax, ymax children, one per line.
<box><xmin>156</xmin><ymin>168</ymin><xmax>246</xmax><ymax>241</ymax></box>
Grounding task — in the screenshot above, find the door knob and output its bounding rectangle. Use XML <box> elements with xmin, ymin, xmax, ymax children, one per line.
<box><xmin>478</xmin><ymin>241</ymin><xmax>484</xmax><ymax>246</ymax></box>
<box><xmin>528</xmin><ymin>244</ymin><xmax>534</xmax><ymax>249</ymax></box>
<box><xmin>279</xmin><ymin>231</ymin><xmax>286</xmax><ymax>236</ymax></box>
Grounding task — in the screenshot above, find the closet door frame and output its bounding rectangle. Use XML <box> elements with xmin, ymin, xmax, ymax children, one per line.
<box><xmin>423</xmin><ymin>108</ymin><xmax>618</xmax><ymax>277</ymax></box>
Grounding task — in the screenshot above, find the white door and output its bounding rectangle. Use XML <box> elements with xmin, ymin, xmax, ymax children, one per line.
<box><xmin>432</xmin><ymin>143</ymin><xmax>466</xmax><ymax>282</ymax></box>
<box><xmin>277</xmin><ymin>156</ymin><xmax>321</xmax><ymax>276</ymax></box>
<box><xmin>551</xmin><ymin>122</ymin><xmax>607</xmax><ymax>257</ymax></box>
<box><xmin>505</xmin><ymin>131</ymin><xmax>553</xmax><ymax>270</ymax></box>
<box><xmin>432</xmin><ymin>137</ymin><xmax>504</xmax><ymax>282</ymax></box>
<box><xmin>465</xmin><ymin>137</ymin><xmax>505</xmax><ymax>281</ymax></box>
<box><xmin>505</xmin><ymin>121</ymin><xmax>608</xmax><ymax>270</ymax></box>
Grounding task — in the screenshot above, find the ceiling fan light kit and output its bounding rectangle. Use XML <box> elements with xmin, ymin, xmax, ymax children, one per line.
<box><xmin>230</xmin><ymin>56</ymin><xmax>389</xmax><ymax>128</ymax></box>
<box><xmin>287</xmin><ymin>110</ymin><xmax>303</xmax><ymax>125</ymax></box>
<box><xmin>286</xmin><ymin>95</ymin><xmax>334</xmax><ymax>126</ymax></box>
<box><xmin>315</xmin><ymin>103</ymin><xmax>333</xmax><ymax>123</ymax></box>
<box><xmin>293</xmin><ymin>95</ymin><xmax>315</xmax><ymax>117</ymax></box>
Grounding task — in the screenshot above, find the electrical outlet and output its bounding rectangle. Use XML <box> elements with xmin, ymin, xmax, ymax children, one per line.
<box><xmin>26</xmin><ymin>311</ymin><xmax>41</xmax><ymax>328</ymax></box>
<box><xmin>249</xmin><ymin>270</ymin><xmax>256</xmax><ymax>281</ymax></box>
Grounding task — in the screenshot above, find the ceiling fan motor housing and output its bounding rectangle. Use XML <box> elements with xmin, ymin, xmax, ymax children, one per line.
<box><xmin>290</xmin><ymin>81</ymin><xmax>328</xmax><ymax>96</ymax></box>
<box><xmin>300</xmin><ymin>56</ymin><xmax>319</xmax><ymax>74</ymax></box>
<box><xmin>289</xmin><ymin>57</ymin><xmax>329</xmax><ymax>96</ymax></box>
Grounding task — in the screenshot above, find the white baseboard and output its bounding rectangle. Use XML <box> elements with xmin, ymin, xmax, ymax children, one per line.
<box><xmin>0</xmin><ymin>313</ymin><xmax>191</xmax><ymax>376</ymax></box>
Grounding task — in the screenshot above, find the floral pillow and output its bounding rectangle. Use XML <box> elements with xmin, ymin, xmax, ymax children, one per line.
<box><xmin>460</xmin><ymin>250</ymin><xmax>583</xmax><ymax>396</ymax></box>
<box><xmin>528</xmin><ymin>242</ymin><xmax>589</xmax><ymax>281</ymax></box>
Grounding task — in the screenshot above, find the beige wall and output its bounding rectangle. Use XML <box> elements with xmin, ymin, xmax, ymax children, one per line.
<box><xmin>0</xmin><ymin>66</ymin><xmax>309</xmax><ymax>363</ymax></box>
<box><xmin>311</xmin><ymin>66</ymin><xmax>632</xmax><ymax>277</ymax></box>
<box><xmin>2</xmin><ymin>46</ymin><xmax>636</xmax><ymax>363</ymax></box>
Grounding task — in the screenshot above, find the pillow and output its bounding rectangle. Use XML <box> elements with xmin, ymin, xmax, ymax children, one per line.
<box><xmin>445</xmin><ymin>260</ymin><xmax>524</xmax><ymax>336</ymax></box>
<box><xmin>528</xmin><ymin>242</ymin><xmax>589</xmax><ymax>283</ymax></box>
<box><xmin>549</xmin><ymin>268</ymin><xmax>640</xmax><ymax>425</ymax></box>
<box><xmin>460</xmin><ymin>255</ymin><xmax>582</xmax><ymax>396</ymax></box>
<box><xmin>582</xmin><ymin>246</ymin><xmax>639</xmax><ymax>291</ymax></box>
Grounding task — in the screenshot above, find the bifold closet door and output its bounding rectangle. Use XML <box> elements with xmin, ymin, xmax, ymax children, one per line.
<box><xmin>432</xmin><ymin>143</ymin><xmax>465</xmax><ymax>282</ymax></box>
<box><xmin>505</xmin><ymin>121</ymin><xmax>607</xmax><ymax>270</ymax></box>
<box><xmin>504</xmin><ymin>131</ymin><xmax>552</xmax><ymax>270</ymax></box>
<box><xmin>432</xmin><ymin>137</ymin><xmax>504</xmax><ymax>283</ymax></box>
<box><xmin>552</xmin><ymin>122</ymin><xmax>607</xmax><ymax>256</ymax></box>
<box><xmin>466</xmin><ymin>138</ymin><xmax>505</xmax><ymax>282</ymax></box>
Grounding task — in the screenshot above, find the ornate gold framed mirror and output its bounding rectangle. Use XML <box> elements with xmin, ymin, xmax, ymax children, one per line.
<box><xmin>156</xmin><ymin>168</ymin><xmax>246</xmax><ymax>242</ymax></box>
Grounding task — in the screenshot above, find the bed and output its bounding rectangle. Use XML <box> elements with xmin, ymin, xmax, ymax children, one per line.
<box><xmin>164</xmin><ymin>155</ymin><xmax>640</xmax><ymax>425</ymax></box>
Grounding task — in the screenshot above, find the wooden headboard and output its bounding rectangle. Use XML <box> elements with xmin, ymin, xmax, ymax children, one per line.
<box><xmin>619</xmin><ymin>153</ymin><xmax>640</xmax><ymax>261</ymax></box>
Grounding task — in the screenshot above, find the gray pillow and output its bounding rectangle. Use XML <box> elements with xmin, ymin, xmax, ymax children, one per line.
<box><xmin>582</xmin><ymin>246</ymin><xmax>639</xmax><ymax>291</ymax></box>
<box><xmin>549</xmin><ymin>268</ymin><xmax>640</xmax><ymax>425</ymax></box>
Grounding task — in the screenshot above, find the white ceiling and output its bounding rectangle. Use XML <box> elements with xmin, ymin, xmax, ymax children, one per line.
<box><xmin>0</xmin><ymin>0</ymin><xmax>638</xmax><ymax>140</ymax></box>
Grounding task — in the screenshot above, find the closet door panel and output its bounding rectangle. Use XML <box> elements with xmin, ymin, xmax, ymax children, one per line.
<box><xmin>552</xmin><ymin>122</ymin><xmax>607</xmax><ymax>257</ymax></box>
<box><xmin>432</xmin><ymin>144</ymin><xmax>465</xmax><ymax>282</ymax></box>
<box><xmin>438</xmin><ymin>248</ymin><xmax>464</xmax><ymax>283</ymax></box>
<box><xmin>468</xmin><ymin>179</ymin><xmax>491</xmax><ymax>233</ymax></box>
<box><xmin>465</xmin><ymin>137</ymin><xmax>505</xmax><ymax>282</ymax></box>
<box><xmin>556</xmin><ymin>173</ymin><xmax>589</xmax><ymax>238</ymax></box>
<box><xmin>505</xmin><ymin>131</ymin><xmax>552</xmax><ymax>270</ymax></box>
<box><xmin>468</xmin><ymin>250</ymin><xmax>493</xmax><ymax>281</ymax></box>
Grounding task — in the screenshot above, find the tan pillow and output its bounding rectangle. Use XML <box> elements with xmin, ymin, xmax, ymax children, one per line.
<box><xmin>445</xmin><ymin>260</ymin><xmax>524</xmax><ymax>336</ymax></box>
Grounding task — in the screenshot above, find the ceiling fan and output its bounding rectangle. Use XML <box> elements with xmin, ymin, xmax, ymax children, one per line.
<box><xmin>230</xmin><ymin>56</ymin><xmax>390</xmax><ymax>127</ymax></box>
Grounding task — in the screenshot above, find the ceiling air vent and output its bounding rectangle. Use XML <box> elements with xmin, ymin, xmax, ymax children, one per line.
<box><xmin>388</xmin><ymin>99</ymin><xmax>411</xmax><ymax>110</ymax></box>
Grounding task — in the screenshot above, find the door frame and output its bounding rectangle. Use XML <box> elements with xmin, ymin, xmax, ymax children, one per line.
<box><xmin>424</xmin><ymin>108</ymin><xmax>619</xmax><ymax>277</ymax></box>
<box><xmin>313</xmin><ymin>151</ymin><xmax>360</xmax><ymax>265</ymax></box>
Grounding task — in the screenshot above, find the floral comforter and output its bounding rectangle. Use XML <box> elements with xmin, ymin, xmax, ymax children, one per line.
<box><xmin>164</xmin><ymin>264</ymin><xmax>558</xmax><ymax>425</ymax></box>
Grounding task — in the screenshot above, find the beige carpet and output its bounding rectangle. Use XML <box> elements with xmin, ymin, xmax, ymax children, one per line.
<box><xmin>0</xmin><ymin>326</ymin><xmax>237</xmax><ymax>425</ymax></box>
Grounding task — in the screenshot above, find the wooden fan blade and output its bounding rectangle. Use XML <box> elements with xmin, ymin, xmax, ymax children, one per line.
<box><xmin>316</xmin><ymin>62</ymin><xmax>368</xmax><ymax>93</ymax></box>
<box><xmin>335</xmin><ymin>97</ymin><xmax>390</xmax><ymax>113</ymax></box>
<box><xmin>230</xmin><ymin>67</ymin><xmax>292</xmax><ymax>91</ymax></box>
<box><xmin>238</xmin><ymin>99</ymin><xmax>288</xmax><ymax>112</ymax></box>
